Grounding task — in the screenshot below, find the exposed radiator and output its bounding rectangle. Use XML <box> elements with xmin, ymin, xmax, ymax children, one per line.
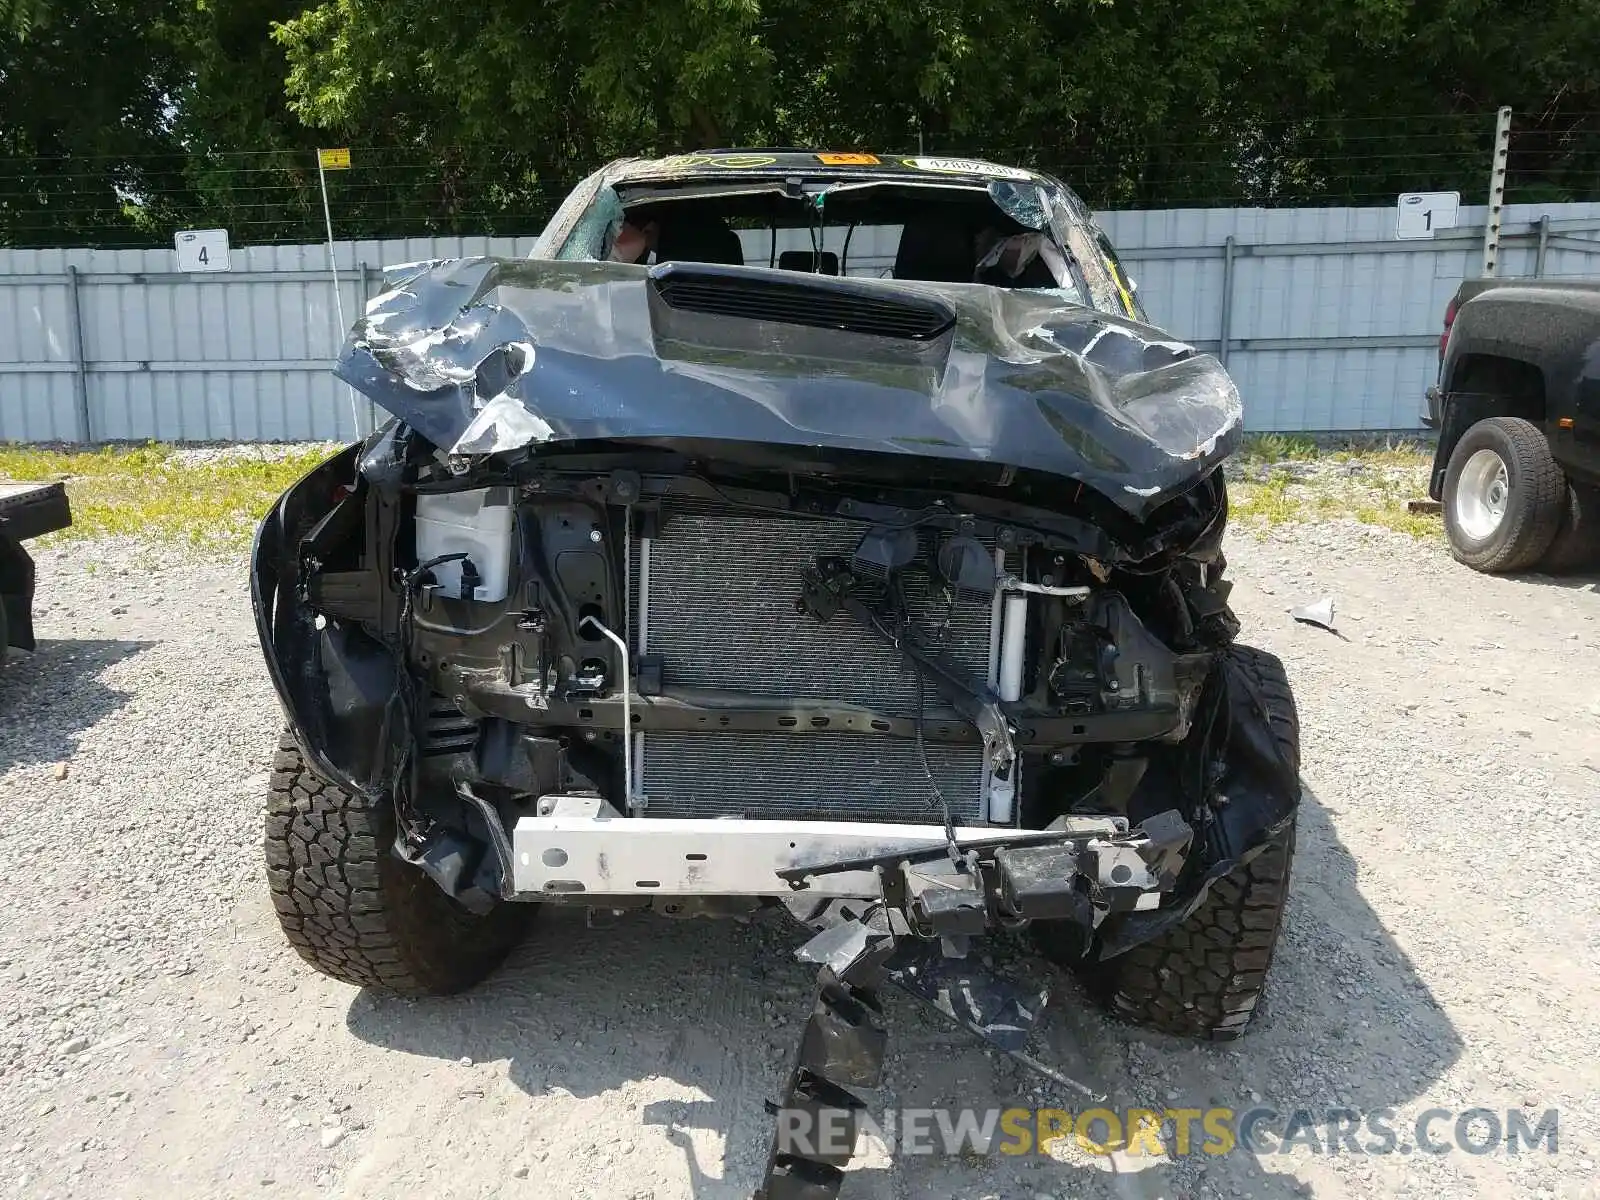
<box><xmin>643</xmin><ymin>731</ymin><xmax>983</xmax><ymax>823</ymax></box>
<box><xmin>636</xmin><ymin>507</ymin><xmax>995</xmax><ymax>825</ymax></box>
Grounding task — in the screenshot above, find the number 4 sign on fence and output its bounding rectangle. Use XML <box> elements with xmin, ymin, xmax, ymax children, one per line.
<box><xmin>1396</xmin><ymin>192</ymin><xmax>1460</xmax><ymax>240</ymax></box>
<box><xmin>174</xmin><ymin>229</ymin><xmax>231</xmax><ymax>272</ymax></box>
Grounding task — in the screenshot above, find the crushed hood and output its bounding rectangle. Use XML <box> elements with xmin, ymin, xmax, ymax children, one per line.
<box><xmin>334</xmin><ymin>257</ymin><xmax>1242</xmax><ymax>519</ymax></box>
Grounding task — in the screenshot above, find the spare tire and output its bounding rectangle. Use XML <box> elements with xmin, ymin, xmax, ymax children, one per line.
<box><xmin>264</xmin><ymin>732</ymin><xmax>533</xmax><ymax>995</ymax></box>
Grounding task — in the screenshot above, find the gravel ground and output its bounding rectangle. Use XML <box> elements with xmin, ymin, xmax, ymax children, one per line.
<box><xmin>0</xmin><ymin>520</ymin><xmax>1596</xmax><ymax>1199</ymax></box>
<box><xmin>166</xmin><ymin>442</ymin><xmax>347</xmax><ymax>467</ymax></box>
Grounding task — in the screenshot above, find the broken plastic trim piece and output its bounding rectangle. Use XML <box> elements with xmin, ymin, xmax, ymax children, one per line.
<box><xmin>450</xmin><ymin>391</ymin><xmax>553</xmax><ymax>457</ymax></box>
<box><xmin>454</xmin><ymin>779</ymin><xmax>517</xmax><ymax>900</ymax></box>
<box><xmin>1290</xmin><ymin>596</ymin><xmax>1337</xmax><ymax>632</ymax></box>
<box><xmin>888</xmin><ymin>946</ymin><xmax>1102</xmax><ymax>1101</ymax></box>
<box><xmin>759</xmin><ymin>914</ymin><xmax>1101</xmax><ymax>1200</ymax></box>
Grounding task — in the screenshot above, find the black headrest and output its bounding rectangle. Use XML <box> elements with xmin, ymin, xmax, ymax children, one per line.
<box><xmin>777</xmin><ymin>250</ymin><xmax>839</xmax><ymax>275</ymax></box>
<box><xmin>893</xmin><ymin>214</ymin><xmax>977</xmax><ymax>283</ymax></box>
<box><xmin>654</xmin><ymin>216</ymin><xmax>744</xmax><ymax>266</ymax></box>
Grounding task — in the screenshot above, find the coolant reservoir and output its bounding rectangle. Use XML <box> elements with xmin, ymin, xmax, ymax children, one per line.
<box><xmin>414</xmin><ymin>487</ymin><xmax>514</xmax><ymax>602</ymax></box>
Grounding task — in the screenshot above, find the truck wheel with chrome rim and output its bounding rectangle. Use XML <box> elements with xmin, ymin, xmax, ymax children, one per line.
<box><xmin>1442</xmin><ymin>416</ymin><xmax>1566</xmax><ymax>573</ymax></box>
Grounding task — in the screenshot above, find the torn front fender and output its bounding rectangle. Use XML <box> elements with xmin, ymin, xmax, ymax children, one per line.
<box><xmin>1093</xmin><ymin>650</ymin><xmax>1301</xmax><ymax>958</ymax></box>
<box><xmin>251</xmin><ymin>443</ymin><xmax>397</xmax><ymax>796</ymax></box>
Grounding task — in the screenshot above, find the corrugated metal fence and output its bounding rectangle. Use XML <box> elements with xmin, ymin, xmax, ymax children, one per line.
<box><xmin>0</xmin><ymin>235</ymin><xmax>539</xmax><ymax>443</ymax></box>
<box><xmin>2</xmin><ymin>203</ymin><xmax>1599</xmax><ymax>443</ymax></box>
<box><xmin>1100</xmin><ymin>203</ymin><xmax>1600</xmax><ymax>431</ymax></box>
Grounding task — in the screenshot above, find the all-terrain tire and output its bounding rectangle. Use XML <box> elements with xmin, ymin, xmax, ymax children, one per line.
<box><xmin>264</xmin><ymin>731</ymin><xmax>532</xmax><ymax>995</ymax></box>
<box><xmin>1539</xmin><ymin>483</ymin><xmax>1600</xmax><ymax>574</ymax></box>
<box><xmin>1038</xmin><ymin>644</ymin><xmax>1299</xmax><ymax>1041</ymax></box>
<box><xmin>1443</xmin><ymin>417</ymin><xmax>1566</xmax><ymax>573</ymax></box>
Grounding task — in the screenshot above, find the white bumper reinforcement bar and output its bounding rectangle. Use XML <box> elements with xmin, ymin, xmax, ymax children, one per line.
<box><xmin>511</xmin><ymin>800</ymin><xmax>1046</xmax><ymax>899</ymax></box>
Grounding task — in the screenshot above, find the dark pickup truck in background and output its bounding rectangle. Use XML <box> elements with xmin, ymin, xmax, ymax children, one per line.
<box><xmin>0</xmin><ymin>481</ymin><xmax>72</xmax><ymax>663</ymax></box>
<box><xmin>1426</xmin><ymin>277</ymin><xmax>1600</xmax><ymax>573</ymax></box>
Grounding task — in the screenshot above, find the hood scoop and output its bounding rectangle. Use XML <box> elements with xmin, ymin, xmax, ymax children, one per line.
<box><xmin>650</xmin><ymin>261</ymin><xmax>956</xmax><ymax>341</ymax></box>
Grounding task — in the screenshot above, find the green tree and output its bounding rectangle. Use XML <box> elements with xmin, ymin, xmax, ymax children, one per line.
<box><xmin>5</xmin><ymin>0</ymin><xmax>1599</xmax><ymax>247</ymax></box>
<box><xmin>267</xmin><ymin>0</ymin><xmax>1600</xmax><ymax>215</ymax></box>
<box><xmin>0</xmin><ymin>0</ymin><xmax>194</xmax><ymax>246</ymax></box>
<box><xmin>1</xmin><ymin>0</ymin><xmax>48</xmax><ymax>38</ymax></box>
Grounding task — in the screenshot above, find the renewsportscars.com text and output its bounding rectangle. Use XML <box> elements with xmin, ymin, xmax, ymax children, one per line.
<box><xmin>774</xmin><ymin>1105</ymin><xmax>1560</xmax><ymax>1159</ymax></box>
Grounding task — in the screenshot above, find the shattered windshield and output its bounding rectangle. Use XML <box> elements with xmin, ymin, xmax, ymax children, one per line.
<box><xmin>549</xmin><ymin>174</ymin><xmax>1093</xmax><ymax>306</ymax></box>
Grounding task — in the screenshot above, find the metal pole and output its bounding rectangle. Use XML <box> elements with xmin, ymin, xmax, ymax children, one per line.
<box><xmin>319</xmin><ymin>160</ymin><xmax>361</xmax><ymax>438</ymax></box>
<box><xmin>63</xmin><ymin>265</ymin><xmax>91</xmax><ymax>443</ymax></box>
<box><xmin>1218</xmin><ymin>235</ymin><xmax>1236</xmax><ymax>368</ymax></box>
<box><xmin>359</xmin><ymin>261</ymin><xmax>377</xmax><ymax>432</ymax></box>
<box><xmin>1534</xmin><ymin>215</ymin><xmax>1550</xmax><ymax>277</ymax></box>
<box><xmin>1480</xmin><ymin>106</ymin><xmax>1512</xmax><ymax>278</ymax></box>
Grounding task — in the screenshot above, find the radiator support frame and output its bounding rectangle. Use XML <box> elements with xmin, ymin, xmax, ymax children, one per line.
<box><xmin>634</xmin><ymin>505</ymin><xmax>1004</xmax><ymax>827</ymax></box>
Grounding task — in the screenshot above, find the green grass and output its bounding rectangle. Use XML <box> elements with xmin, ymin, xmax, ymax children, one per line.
<box><xmin>0</xmin><ymin>443</ymin><xmax>338</xmax><ymax>546</ymax></box>
<box><xmin>1229</xmin><ymin>438</ymin><xmax>1442</xmax><ymax>540</ymax></box>
<box><xmin>1235</xmin><ymin>432</ymin><xmax>1433</xmax><ymax>467</ymax></box>
<box><xmin>1235</xmin><ymin>433</ymin><xmax>1322</xmax><ymax>465</ymax></box>
<box><xmin>0</xmin><ymin>435</ymin><xmax>1444</xmax><ymax>547</ymax></box>
<box><xmin>1230</xmin><ymin>469</ymin><xmax>1304</xmax><ymax>525</ymax></box>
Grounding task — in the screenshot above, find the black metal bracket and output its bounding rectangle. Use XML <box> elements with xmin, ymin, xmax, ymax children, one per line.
<box><xmin>754</xmin><ymin>907</ymin><xmax>1105</xmax><ymax>1199</ymax></box>
<box><xmin>797</xmin><ymin>557</ymin><xmax>1016</xmax><ymax>776</ymax></box>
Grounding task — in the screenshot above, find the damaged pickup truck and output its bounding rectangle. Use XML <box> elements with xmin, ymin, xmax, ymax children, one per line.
<box><xmin>254</xmin><ymin>151</ymin><xmax>1301</xmax><ymax>1196</ymax></box>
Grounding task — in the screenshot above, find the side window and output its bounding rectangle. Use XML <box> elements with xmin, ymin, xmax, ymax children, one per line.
<box><xmin>553</xmin><ymin>185</ymin><xmax>625</xmax><ymax>261</ymax></box>
<box><xmin>1056</xmin><ymin>216</ymin><xmax>1124</xmax><ymax>316</ymax></box>
<box><xmin>530</xmin><ymin>169</ymin><xmax>608</xmax><ymax>260</ymax></box>
<box><xmin>1094</xmin><ymin>229</ymin><xmax>1146</xmax><ymax>322</ymax></box>
<box><xmin>1039</xmin><ymin>183</ymin><xmax>1144</xmax><ymax>321</ymax></box>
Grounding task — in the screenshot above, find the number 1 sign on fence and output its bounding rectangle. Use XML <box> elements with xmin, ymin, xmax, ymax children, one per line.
<box><xmin>1396</xmin><ymin>191</ymin><xmax>1460</xmax><ymax>240</ymax></box>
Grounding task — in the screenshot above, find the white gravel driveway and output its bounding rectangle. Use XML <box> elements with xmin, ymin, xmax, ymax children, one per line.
<box><xmin>0</xmin><ymin>521</ymin><xmax>1595</xmax><ymax>1199</ymax></box>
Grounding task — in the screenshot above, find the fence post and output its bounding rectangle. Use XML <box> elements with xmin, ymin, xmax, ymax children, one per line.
<box><xmin>1480</xmin><ymin>106</ymin><xmax>1512</xmax><ymax>278</ymax></box>
<box><xmin>1534</xmin><ymin>215</ymin><xmax>1550</xmax><ymax>277</ymax></box>
<box><xmin>1218</xmin><ymin>235</ymin><xmax>1236</xmax><ymax>368</ymax></box>
<box><xmin>64</xmin><ymin>265</ymin><xmax>92</xmax><ymax>443</ymax></box>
